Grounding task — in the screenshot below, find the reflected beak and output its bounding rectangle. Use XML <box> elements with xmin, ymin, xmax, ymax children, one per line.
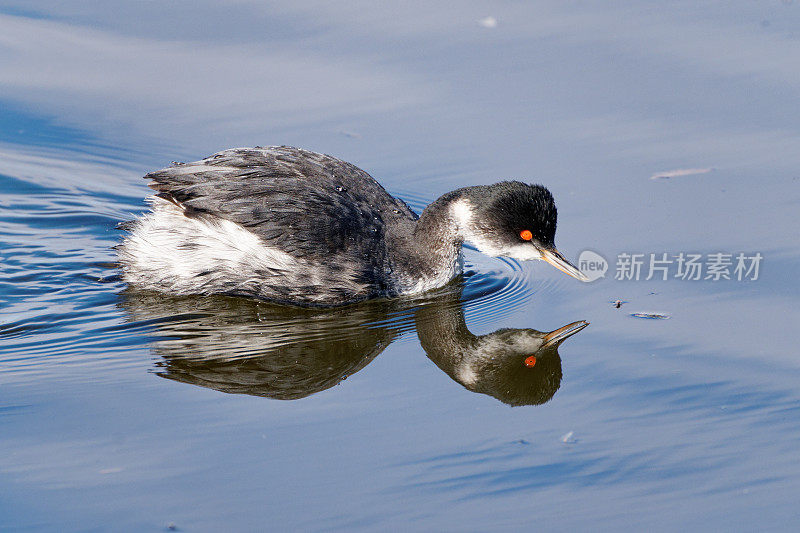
<box><xmin>542</xmin><ymin>320</ymin><xmax>589</xmax><ymax>347</ymax></box>
<box><xmin>540</xmin><ymin>248</ymin><xmax>590</xmax><ymax>282</ymax></box>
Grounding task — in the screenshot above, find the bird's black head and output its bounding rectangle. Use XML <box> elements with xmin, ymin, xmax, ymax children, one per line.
<box><xmin>475</xmin><ymin>181</ymin><xmax>557</xmax><ymax>248</ymax></box>
<box><xmin>454</xmin><ymin>181</ymin><xmax>587</xmax><ymax>280</ymax></box>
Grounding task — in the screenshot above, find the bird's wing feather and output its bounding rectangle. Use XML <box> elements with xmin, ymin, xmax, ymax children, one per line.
<box><xmin>145</xmin><ymin>146</ymin><xmax>416</xmax><ymax>265</ymax></box>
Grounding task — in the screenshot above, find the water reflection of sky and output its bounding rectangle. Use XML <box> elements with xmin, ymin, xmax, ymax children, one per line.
<box><xmin>2</xmin><ymin>1</ymin><xmax>800</xmax><ymax>530</ymax></box>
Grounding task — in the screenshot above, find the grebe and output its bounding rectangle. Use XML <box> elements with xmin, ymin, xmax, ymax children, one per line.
<box><xmin>117</xmin><ymin>146</ymin><xmax>588</xmax><ymax>306</ymax></box>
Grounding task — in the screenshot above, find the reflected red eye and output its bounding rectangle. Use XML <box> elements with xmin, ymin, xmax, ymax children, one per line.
<box><xmin>520</xmin><ymin>230</ymin><xmax>533</xmax><ymax>241</ymax></box>
<box><xmin>524</xmin><ymin>355</ymin><xmax>537</xmax><ymax>367</ymax></box>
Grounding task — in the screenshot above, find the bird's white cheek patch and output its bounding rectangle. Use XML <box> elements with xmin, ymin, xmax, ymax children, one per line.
<box><xmin>506</xmin><ymin>243</ymin><xmax>543</xmax><ymax>261</ymax></box>
<box><xmin>450</xmin><ymin>199</ymin><xmax>505</xmax><ymax>257</ymax></box>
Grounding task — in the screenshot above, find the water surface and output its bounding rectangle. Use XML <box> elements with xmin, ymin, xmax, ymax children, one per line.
<box><xmin>2</xmin><ymin>1</ymin><xmax>800</xmax><ymax>530</ymax></box>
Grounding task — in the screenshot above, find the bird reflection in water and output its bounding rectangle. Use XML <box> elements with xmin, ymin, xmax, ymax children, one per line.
<box><xmin>415</xmin><ymin>294</ymin><xmax>587</xmax><ymax>406</ymax></box>
<box><xmin>119</xmin><ymin>282</ymin><xmax>587</xmax><ymax>406</ymax></box>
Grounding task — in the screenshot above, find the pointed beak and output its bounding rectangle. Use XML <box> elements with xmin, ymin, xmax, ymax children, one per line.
<box><xmin>540</xmin><ymin>248</ymin><xmax>590</xmax><ymax>282</ymax></box>
<box><xmin>542</xmin><ymin>320</ymin><xmax>589</xmax><ymax>347</ymax></box>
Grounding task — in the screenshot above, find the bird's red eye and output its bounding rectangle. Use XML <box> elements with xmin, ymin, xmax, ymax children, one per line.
<box><xmin>520</xmin><ymin>230</ymin><xmax>533</xmax><ymax>241</ymax></box>
<box><xmin>524</xmin><ymin>355</ymin><xmax>537</xmax><ymax>367</ymax></box>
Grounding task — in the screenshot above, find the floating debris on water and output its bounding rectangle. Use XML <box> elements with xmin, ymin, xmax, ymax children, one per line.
<box><xmin>479</xmin><ymin>16</ymin><xmax>498</xmax><ymax>28</ymax></box>
<box><xmin>611</xmin><ymin>299</ymin><xmax>628</xmax><ymax>308</ymax></box>
<box><xmin>650</xmin><ymin>167</ymin><xmax>714</xmax><ymax>180</ymax></box>
<box><xmin>630</xmin><ymin>312</ymin><xmax>671</xmax><ymax>320</ymax></box>
<box><xmin>561</xmin><ymin>431</ymin><xmax>576</xmax><ymax>444</ymax></box>
<box><xmin>338</xmin><ymin>130</ymin><xmax>361</xmax><ymax>139</ymax></box>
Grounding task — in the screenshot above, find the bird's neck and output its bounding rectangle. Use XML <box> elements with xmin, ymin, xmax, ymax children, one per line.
<box><xmin>382</xmin><ymin>189</ymin><xmax>473</xmax><ymax>294</ymax></box>
<box><xmin>386</xmin><ymin>187</ymin><xmax>486</xmax><ymax>294</ymax></box>
<box><xmin>415</xmin><ymin>188</ymin><xmax>462</xmax><ymax>243</ymax></box>
<box><xmin>415</xmin><ymin>185</ymin><xmax>488</xmax><ymax>253</ymax></box>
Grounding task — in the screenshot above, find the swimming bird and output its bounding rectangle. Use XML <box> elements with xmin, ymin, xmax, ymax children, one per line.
<box><xmin>117</xmin><ymin>146</ymin><xmax>587</xmax><ymax>306</ymax></box>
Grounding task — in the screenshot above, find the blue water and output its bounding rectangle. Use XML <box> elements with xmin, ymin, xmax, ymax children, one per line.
<box><xmin>2</xmin><ymin>2</ymin><xmax>800</xmax><ymax>530</ymax></box>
